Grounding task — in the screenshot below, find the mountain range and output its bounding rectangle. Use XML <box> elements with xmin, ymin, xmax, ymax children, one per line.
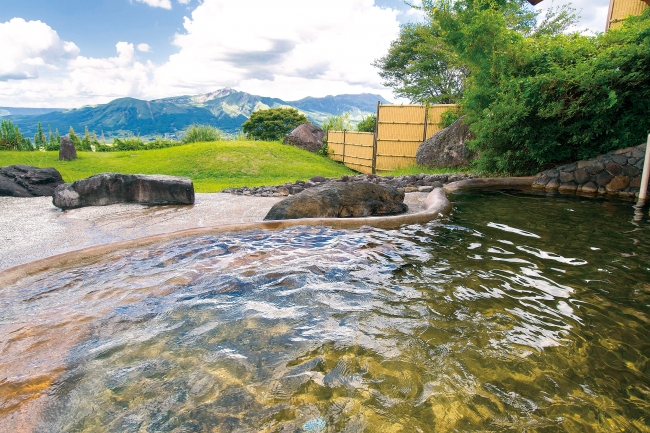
<box><xmin>2</xmin><ymin>88</ymin><xmax>390</xmax><ymax>138</ymax></box>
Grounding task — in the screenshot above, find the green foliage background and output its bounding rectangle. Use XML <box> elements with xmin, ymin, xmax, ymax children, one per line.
<box><xmin>397</xmin><ymin>0</ymin><xmax>650</xmax><ymax>175</ymax></box>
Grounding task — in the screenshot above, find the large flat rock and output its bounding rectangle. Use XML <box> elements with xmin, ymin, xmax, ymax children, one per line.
<box><xmin>53</xmin><ymin>173</ymin><xmax>195</xmax><ymax>209</ymax></box>
<box><xmin>0</xmin><ymin>165</ymin><xmax>64</xmax><ymax>197</ymax></box>
<box><xmin>264</xmin><ymin>182</ymin><xmax>408</xmax><ymax>220</ymax></box>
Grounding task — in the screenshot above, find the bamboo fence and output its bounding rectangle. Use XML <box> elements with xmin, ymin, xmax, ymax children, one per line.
<box><xmin>607</xmin><ymin>0</ymin><xmax>649</xmax><ymax>29</ymax></box>
<box><xmin>327</xmin><ymin>103</ymin><xmax>459</xmax><ymax>173</ymax></box>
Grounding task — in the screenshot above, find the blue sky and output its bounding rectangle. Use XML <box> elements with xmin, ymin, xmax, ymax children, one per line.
<box><xmin>0</xmin><ymin>0</ymin><xmax>609</xmax><ymax>107</ymax></box>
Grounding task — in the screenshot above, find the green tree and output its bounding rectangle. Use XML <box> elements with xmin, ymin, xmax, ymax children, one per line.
<box><xmin>69</xmin><ymin>126</ymin><xmax>82</xmax><ymax>150</ymax></box>
<box><xmin>0</xmin><ymin>119</ymin><xmax>33</xmax><ymax>151</ymax></box>
<box><xmin>356</xmin><ymin>115</ymin><xmax>376</xmax><ymax>132</ymax></box>
<box><xmin>78</xmin><ymin>126</ymin><xmax>93</xmax><ymax>151</ymax></box>
<box><xmin>374</xmin><ymin>22</ymin><xmax>468</xmax><ymax>104</ymax></box>
<box><xmin>321</xmin><ymin>112</ymin><xmax>352</xmax><ymax>133</ymax></box>
<box><xmin>46</xmin><ymin>125</ymin><xmax>60</xmax><ymax>151</ymax></box>
<box><xmin>34</xmin><ymin>122</ymin><xmax>47</xmax><ymax>149</ymax></box>
<box><xmin>242</xmin><ymin>108</ymin><xmax>309</xmax><ymax>141</ymax></box>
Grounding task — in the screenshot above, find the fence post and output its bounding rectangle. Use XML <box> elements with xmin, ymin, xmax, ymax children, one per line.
<box><xmin>639</xmin><ymin>133</ymin><xmax>650</xmax><ymax>201</ymax></box>
<box><xmin>422</xmin><ymin>104</ymin><xmax>429</xmax><ymax>142</ymax></box>
<box><xmin>342</xmin><ymin>130</ymin><xmax>347</xmax><ymax>165</ymax></box>
<box><xmin>372</xmin><ymin>101</ymin><xmax>380</xmax><ymax>174</ymax></box>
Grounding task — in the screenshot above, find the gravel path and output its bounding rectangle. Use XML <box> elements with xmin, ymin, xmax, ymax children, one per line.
<box><xmin>0</xmin><ymin>192</ymin><xmax>429</xmax><ymax>272</ymax></box>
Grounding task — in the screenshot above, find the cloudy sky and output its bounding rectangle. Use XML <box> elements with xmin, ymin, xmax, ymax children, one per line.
<box><xmin>0</xmin><ymin>0</ymin><xmax>609</xmax><ymax>108</ymax></box>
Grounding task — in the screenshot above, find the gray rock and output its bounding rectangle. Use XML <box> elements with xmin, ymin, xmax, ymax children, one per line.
<box><xmin>606</xmin><ymin>162</ymin><xmax>622</xmax><ymax>176</ymax></box>
<box><xmin>264</xmin><ymin>182</ymin><xmax>407</xmax><ymax>220</ymax></box>
<box><xmin>612</xmin><ymin>154</ymin><xmax>628</xmax><ymax>165</ymax></box>
<box><xmin>310</xmin><ymin>176</ymin><xmax>327</xmax><ymax>183</ymax></box>
<box><xmin>581</xmin><ymin>182</ymin><xmax>598</xmax><ymax>194</ymax></box>
<box><xmin>0</xmin><ymin>165</ymin><xmax>64</xmax><ymax>197</ymax></box>
<box><xmin>622</xmin><ymin>164</ymin><xmax>640</xmax><ymax>178</ymax></box>
<box><xmin>59</xmin><ymin>136</ymin><xmax>77</xmax><ymax>161</ymax></box>
<box><xmin>545</xmin><ymin>178</ymin><xmax>561</xmax><ymax>190</ymax></box>
<box><xmin>416</xmin><ymin>116</ymin><xmax>476</xmax><ymax>168</ymax></box>
<box><xmin>574</xmin><ymin>168</ymin><xmax>590</xmax><ymax>185</ymax></box>
<box><xmin>53</xmin><ymin>173</ymin><xmax>195</xmax><ymax>209</ymax></box>
<box><xmin>283</xmin><ymin>124</ymin><xmax>325</xmax><ymax>153</ymax></box>
<box><xmin>596</xmin><ymin>171</ymin><xmax>613</xmax><ymax>186</ymax></box>
<box><xmin>589</xmin><ymin>161</ymin><xmax>605</xmax><ymax>175</ymax></box>
<box><xmin>559</xmin><ymin>171</ymin><xmax>575</xmax><ymax>183</ymax></box>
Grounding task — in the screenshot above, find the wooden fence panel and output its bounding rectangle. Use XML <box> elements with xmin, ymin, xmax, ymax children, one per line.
<box><xmin>327</xmin><ymin>131</ymin><xmax>345</xmax><ymax>163</ymax></box>
<box><xmin>327</xmin><ymin>103</ymin><xmax>459</xmax><ymax>173</ymax></box>
<box><xmin>342</xmin><ymin>132</ymin><xmax>374</xmax><ymax>174</ymax></box>
<box><xmin>609</xmin><ymin>0</ymin><xmax>649</xmax><ymax>29</ymax></box>
<box><xmin>425</xmin><ymin>105</ymin><xmax>459</xmax><ymax>139</ymax></box>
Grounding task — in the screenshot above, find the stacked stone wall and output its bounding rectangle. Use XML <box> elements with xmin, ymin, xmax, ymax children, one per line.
<box><xmin>532</xmin><ymin>144</ymin><xmax>646</xmax><ymax>198</ymax></box>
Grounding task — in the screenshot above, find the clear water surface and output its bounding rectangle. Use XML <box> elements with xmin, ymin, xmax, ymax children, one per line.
<box><xmin>1</xmin><ymin>191</ymin><xmax>649</xmax><ymax>432</ymax></box>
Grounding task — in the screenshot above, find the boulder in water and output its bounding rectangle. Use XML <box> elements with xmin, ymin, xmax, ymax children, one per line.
<box><xmin>264</xmin><ymin>182</ymin><xmax>407</xmax><ymax>220</ymax></box>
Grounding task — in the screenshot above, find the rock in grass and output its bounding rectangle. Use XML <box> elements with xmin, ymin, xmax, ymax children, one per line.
<box><xmin>0</xmin><ymin>165</ymin><xmax>64</xmax><ymax>197</ymax></box>
<box><xmin>53</xmin><ymin>173</ymin><xmax>194</xmax><ymax>209</ymax></box>
<box><xmin>283</xmin><ymin>124</ymin><xmax>325</xmax><ymax>153</ymax></box>
<box><xmin>59</xmin><ymin>136</ymin><xmax>77</xmax><ymax>161</ymax></box>
<box><xmin>264</xmin><ymin>182</ymin><xmax>407</xmax><ymax>220</ymax></box>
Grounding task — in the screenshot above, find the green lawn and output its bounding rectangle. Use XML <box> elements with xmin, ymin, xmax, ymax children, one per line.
<box><xmin>0</xmin><ymin>141</ymin><xmax>355</xmax><ymax>192</ymax></box>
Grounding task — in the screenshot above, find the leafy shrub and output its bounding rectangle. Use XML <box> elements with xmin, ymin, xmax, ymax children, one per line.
<box><xmin>468</xmin><ymin>11</ymin><xmax>650</xmax><ymax>174</ymax></box>
<box><xmin>356</xmin><ymin>115</ymin><xmax>376</xmax><ymax>132</ymax></box>
<box><xmin>242</xmin><ymin>108</ymin><xmax>309</xmax><ymax>141</ymax></box>
<box><xmin>182</xmin><ymin>124</ymin><xmax>223</xmax><ymax>143</ymax></box>
<box><xmin>440</xmin><ymin>109</ymin><xmax>462</xmax><ymax>128</ymax></box>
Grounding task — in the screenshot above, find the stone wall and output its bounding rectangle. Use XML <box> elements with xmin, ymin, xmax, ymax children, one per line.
<box><xmin>532</xmin><ymin>144</ymin><xmax>646</xmax><ymax>198</ymax></box>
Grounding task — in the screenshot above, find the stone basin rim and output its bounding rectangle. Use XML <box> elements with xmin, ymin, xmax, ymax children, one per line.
<box><xmin>1</xmin><ymin>188</ymin><xmax>457</xmax><ymax>288</ymax></box>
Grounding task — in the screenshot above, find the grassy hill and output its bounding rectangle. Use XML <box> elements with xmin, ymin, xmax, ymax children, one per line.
<box><xmin>0</xmin><ymin>141</ymin><xmax>354</xmax><ymax>193</ymax></box>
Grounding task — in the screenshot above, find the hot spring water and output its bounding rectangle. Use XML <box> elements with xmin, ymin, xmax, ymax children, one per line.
<box><xmin>1</xmin><ymin>191</ymin><xmax>649</xmax><ymax>432</ymax></box>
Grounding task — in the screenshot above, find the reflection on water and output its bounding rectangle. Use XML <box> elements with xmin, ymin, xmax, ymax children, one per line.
<box><xmin>1</xmin><ymin>191</ymin><xmax>649</xmax><ymax>432</ymax></box>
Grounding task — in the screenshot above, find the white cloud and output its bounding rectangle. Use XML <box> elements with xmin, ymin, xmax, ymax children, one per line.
<box><xmin>533</xmin><ymin>0</ymin><xmax>610</xmax><ymax>34</ymax></box>
<box><xmin>151</xmin><ymin>0</ymin><xmax>401</xmax><ymax>100</ymax></box>
<box><xmin>134</xmin><ymin>0</ymin><xmax>172</xmax><ymax>9</ymax></box>
<box><xmin>0</xmin><ymin>1</ymin><xmax>403</xmax><ymax>106</ymax></box>
<box><xmin>64</xmin><ymin>42</ymin><xmax>155</xmax><ymax>100</ymax></box>
<box><xmin>137</xmin><ymin>43</ymin><xmax>152</xmax><ymax>52</ymax></box>
<box><xmin>133</xmin><ymin>0</ymin><xmax>190</xmax><ymax>8</ymax></box>
<box><xmin>0</xmin><ymin>18</ymin><xmax>79</xmax><ymax>81</ymax></box>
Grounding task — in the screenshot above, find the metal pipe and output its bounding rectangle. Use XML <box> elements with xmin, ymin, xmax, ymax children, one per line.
<box><xmin>638</xmin><ymin>133</ymin><xmax>650</xmax><ymax>201</ymax></box>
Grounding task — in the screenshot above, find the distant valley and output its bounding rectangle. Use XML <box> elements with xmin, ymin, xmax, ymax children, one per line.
<box><xmin>2</xmin><ymin>88</ymin><xmax>390</xmax><ymax>138</ymax></box>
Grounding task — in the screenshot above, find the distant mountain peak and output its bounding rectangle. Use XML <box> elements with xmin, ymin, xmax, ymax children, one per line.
<box><xmin>194</xmin><ymin>88</ymin><xmax>239</xmax><ymax>103</ymax></box>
